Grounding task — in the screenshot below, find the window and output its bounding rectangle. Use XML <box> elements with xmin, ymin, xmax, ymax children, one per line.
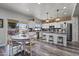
<box><xmin>0</xmin><ymin>19</ymin><xmax>3</xmax><ymax>28</ymax></box>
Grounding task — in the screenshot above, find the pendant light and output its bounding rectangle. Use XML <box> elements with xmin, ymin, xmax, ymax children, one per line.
<box><xmin>56</xmin><ymin>9</ymin><xmax>60</xmax><ymax>21</ymax></box>
<box><xmin>46</xmin><ymin>12</ymin><xmax>49</xmax><ymax>23</ymax></box>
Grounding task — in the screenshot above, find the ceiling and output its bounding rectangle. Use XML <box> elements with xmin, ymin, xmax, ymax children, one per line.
<box><xmin>0</xmin><ymin>3</ymin><xmax>76</xmax><ymax>20</ymax></box>
<box><xmin>73</xmin><ymin>3</ymin><xmax>79</xmax><ymax>16</ymax></box>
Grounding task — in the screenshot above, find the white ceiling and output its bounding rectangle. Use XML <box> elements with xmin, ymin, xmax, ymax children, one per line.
<box><xmin>0</xmin><ymin>3</ymin><xmax>76</xmax><ymax>20</ymax></box>
<box><xmin>73</xmin><ymin>3</ymin><xmax>79</xmax><ymax>16</ymax></box>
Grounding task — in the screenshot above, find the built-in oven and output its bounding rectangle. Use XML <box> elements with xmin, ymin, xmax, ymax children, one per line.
<box><xmin>57</xmin><ymin>36</ymin><xmax>63</xmax><ymax>45</ymax></box>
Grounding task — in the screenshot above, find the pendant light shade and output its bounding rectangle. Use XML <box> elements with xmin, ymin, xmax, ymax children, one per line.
<box><xmin>45</xmin><ymin>12</ymin><xmax>49</xmax><ymax>23</ymax></box>
<box><xmin>56</xmin><ymin>9</ymin><xmax>60</xmax><ymax>21</ymax></box>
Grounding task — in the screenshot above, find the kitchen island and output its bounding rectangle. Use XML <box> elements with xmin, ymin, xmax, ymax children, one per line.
<box><xmin>7</xmin><ymin>32</ymin><xmax>37</xmax><ymax>56</ymax></box>
<box><xmin>41</xmin><ymin>31</ymin><xmax>67</xmax><ymax>46</ymax></box>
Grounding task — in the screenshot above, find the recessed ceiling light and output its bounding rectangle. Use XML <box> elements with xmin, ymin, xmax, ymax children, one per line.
<box><xmin>37</xmin><ymin>3</ymin><xmax>40</xmax><ymax>4</ymax></box>
<box><xmin>64</xmin><ymin>13</ymin><xmax>67</xmax><ymax>15</ymax></box>
<box><xmin>26</xmin><ymin>9</ymin><xmax>29</xmax><ymax>11</ymax></box>
<box><xmin>63</xmin><ymin>7</ymin><xmax>66</xmax><ymax>9</ymax></box>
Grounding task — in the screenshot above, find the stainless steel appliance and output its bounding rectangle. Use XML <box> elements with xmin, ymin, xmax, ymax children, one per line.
<box><xmin>66</xmin><ymin>23</ymin><xmax>72</xmax><ymax>42</ymax></box>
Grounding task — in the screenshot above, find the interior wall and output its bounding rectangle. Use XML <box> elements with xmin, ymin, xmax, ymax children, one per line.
<box><xmin>72</xmin><ymin>16</ymin><xmax>79</xmax><ymax>42</ymax></box>
<box><xmin>78</xmin><ymin>17</ymin><xmax>79</xmax><ymax>41</ymax></box>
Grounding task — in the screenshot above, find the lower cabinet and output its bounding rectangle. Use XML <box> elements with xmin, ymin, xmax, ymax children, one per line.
<box><xmin>42</xmin><ymin>35</ymin><xmax>47</xmax><ymax>42</ymax></box>
<box><xmin>8</xmin><ymin>45</ymin><xmax>23</xmax><ymax>56</ymax></box>
<box><xmin>49</xmin><ymin>36</ymin><xmax>54</xmax><ymax>43</ymax></box>
<box><xmin>42</xmin><ymin>33</ymin><xmax>67</xmax><ymax>46</ymax></box>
